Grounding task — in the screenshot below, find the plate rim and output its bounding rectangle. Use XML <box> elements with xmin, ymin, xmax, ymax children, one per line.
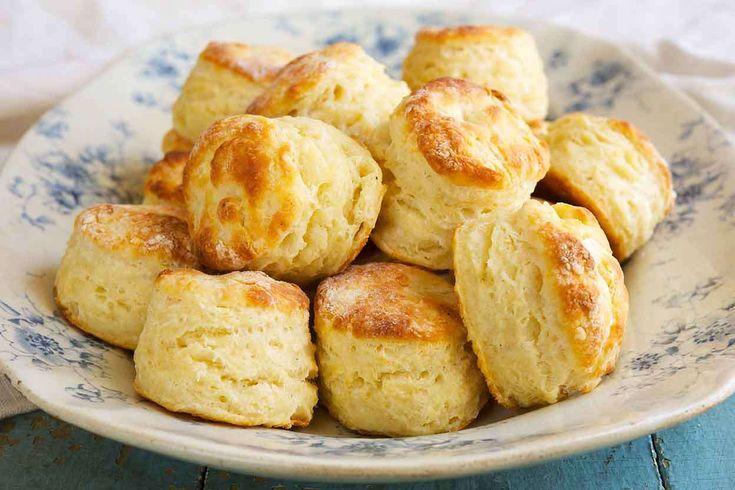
<box><xmin>1</xmin><ymin>8</ymin><xmax>734</xmax><ymax>482</ymax></box>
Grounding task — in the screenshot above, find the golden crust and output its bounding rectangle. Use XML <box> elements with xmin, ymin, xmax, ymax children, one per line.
<box><xmin>403</xmin><ymin>25</ymin><xmax>548</xmax><ymax>121</ymax></box>
<box><xmin>184</xmin><ymin>116</ymin><xmax>297</xmax><ymax>269</ymax></box>
<box><xmin>54</xmin><ymin>288</ymin><xmax>131</xmax><ymax>350</ymax></box>
<box><xmin>155</xmin><ymin>269</ymin><xmax>308</xmax><ymax>312</ymax></box>
<box><xmin>314</xmin><ymin>264</ymin><xmax>488</xmax><ymax>436</ymax></box>
<box><xmin>134</xmin><ymin>268</ymin><xmax>317</xmax><ymax>428</ymax></box>
<box><xmin>161</xmin><ymin>129</ymin><xmax>194</xmax><ymax>154</ymax></box>
<box><xmin>75</xmin><ymin>204</ymin><xmax>195</xmax><ymax>264</ymax></box>
<box><xmin>540</xmin><ymin>113</ymin><xmax>675</xmax><ymax>260</ymax></box>
<box><xmin>199</xmin><ymin>41</ymin><xmax>292</xmax><ymax>82</ymax></box>
<box><xmin>172</xmin><ymin>42</ymin><xmax>292</xmax><ymax>142</ymax></box>
<box><xmin>415</xmin><ymin>25</ymin><xmax>528</xmax><ymax>43</ymax></box>
<box><xmin>607</xmin><ymin>118</ymin><xmax>675</xmax><ymax>217</ymax></box>
<box><xmin>247</xmin><ymin>43</ymin><xmax>360</xmax><ymax>115</ymax></box>
<box><xmin>134</xmin><ymin>380</ymin><xmax>310</xmax><ymax>429</ymax></box>
<box><xmin>247</xmin><ymin>43</ymin><xmax>409</xmax><ymax>162</ymax></box>
<box><xmin>315</xmin><ymin>263</ymin><xmax>463</xmax><ymax>342</ymax></box>
<box><xmin>453</xmin><ymin>200</ymin><xmax>628</xmax><ymax>408</ymax></box>
<box><xmin>400</xmin><ymin>78</ymin><xmax>549</xmax><ymax>188</ymax></box>
<box><xmin>143</xmin><ymin>151</ymin><xmax>188</xmax><ymax>207</ymax></box>
<box><xmin>184</xmin><ymin>114</ymin><xmax>384</xmax><ymax>284</ymax></box>
<box><xmin>371</xmin><ymin>77</ymin><xmax>549</xmax><ymax>269</ymax></box>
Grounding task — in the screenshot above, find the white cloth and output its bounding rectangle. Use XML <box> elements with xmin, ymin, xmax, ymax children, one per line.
<box><xmin>1</xmin><ymin>0</ymin><xmax>734</xmax><ymax>419</ymax></box>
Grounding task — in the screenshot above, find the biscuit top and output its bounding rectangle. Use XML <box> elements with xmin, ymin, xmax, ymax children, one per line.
<box><xmin>74</xmin><ymin>204</ymin><xmax>197</xmax><ymax>264</ymax></box>
<box><xmin>184</xmin><ymin>115</ymin><xmax>305</xmax><ymax>265</ymax></box>
<box><xmin>396</xmin><ymin>77</ymin><xmax>549</xmax><ymax>188</ymax></box>
<box><xmin>199</xmin><ymin>41</ymin><xmax>292</xmax><ymax>82</ymax></box>
<box><xmin>315</xmin><ymin>262</ymin><xmax>464</xmax><ymax>342</ymax></box>
<box><xmin>247</xmin><ymin>43</ymin><xmax>366</xmax><ymax>115</ymax></box>
<box><xmin>155</xmin><ymin>268</ymin><xmax>308</xmax><ymax>312</ymax></box>
<box><xmin>144</xmin><ymin>151</ymin><xmax>188</xmax><ymax>206</ymax></box>
<box><xmin>415</xmin><ymin>25</ymin><xmax>529</xmax><ymax>43</ymax></box>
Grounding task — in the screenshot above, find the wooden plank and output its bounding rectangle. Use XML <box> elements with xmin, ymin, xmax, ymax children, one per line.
<box><xmin>0</xmin><ymin>411</ymin><xmax>203</xmax><ymax>489</ymax></box>
<box><xmin>653</xmin><ymin>394</ymin><xmax>735</xmax><ymax>490</ymax></box>
<box><xmin>204</xmin><ymin>437</ymin><xmax>661</xmax><ymax>489</ymax></box>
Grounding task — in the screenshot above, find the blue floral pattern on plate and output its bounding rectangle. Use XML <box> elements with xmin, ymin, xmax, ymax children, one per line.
<box><xmin>0</xmin><ymin>10</ymin><xmax>733</xmax><ymax>481</ymax></box>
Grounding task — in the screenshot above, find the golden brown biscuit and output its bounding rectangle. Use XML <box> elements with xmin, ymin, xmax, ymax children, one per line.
<box><xmin>161</xmin><ymin>129</ymin><xmax>194</xmax><ymax>154</ymax></box>
<box><xmin>314</xmin><ymin>263</ymin><xmax>488</xmax><ymax>436</ymax></box>
<box><xmin>134</xmin><ymin>269</ymin><xmax>318</xmax><ymax>428</ymax></box>
<box><xmin>54</xmin><ymin>204</ymin><xmax>198</xmax><ymax>349</ymax></box>
<box><xmin>172</xmin><ymin>42</ymin><xmax>292</xmax><ymax>142</ymax></box>
<box><xmin>453</xmin><ymin>200</ymin><xmax>628</xmax><ymax>408</ymax></box>
<box><xmin>539</xmin><ymin>113</ymin><xmax>675</xmax><ymax>260</ymax></box>
<box><xmin>142</xmin><ymin>151</ymin><xmax>188</xmax><ymax>207</ymax></box>
<box><xmin>184</xmin><ymin>114</ymin><xmax>384</xmax><ymax>284</ymax></box>
<box><xmin>372</xmin><ymin>77</ymin><xmax>549</xmax><ymax>269</ymax></box>
<box><xmin>247</xmin><ymin>42</ymin><xmax>409</xmax><ymax>162</ymax></box>
<box><xmin>403</xmin><ymin>25</ymin><xmax>548</xmax><ymax>121</ymax></box>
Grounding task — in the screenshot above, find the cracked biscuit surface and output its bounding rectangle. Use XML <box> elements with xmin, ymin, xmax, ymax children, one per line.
<box><xmin>248</xmin><ymin>42</ymin><xmax>409</xmax><ymax>162</ymax></box>
<box><xmin>172</xmin><ymin>41</ymin><xmax>292</xmax><ymax>142</ymax></box>
<box><xmin>372</xmin><ymin>77</ymin><xmax>549</xmax><ymax>269</ymax></box>
<box><xmin>54</xmin><ymin>204</ymin><xmax>199</xmax><ymax>350</ymax></box>
<box><xmin>142</xmin><ymin>151</ymin><xmax>188</xmax><ymax>208</ymax></box>
<box><xmin>314</xmin><ymin>262</ymin><xmax>488</xmax><ymax>436</ymax></box>
<box><xmin>184</xmin><ymin>114</ymin><xmax>384</xmax><ymax>285</ymax></box>
<box><xmin>539</xmin><ymin>112</ymin><xmax>675</xmax><ymax>260</ymax></box>
<box><xmin>134</xmin><ymin>268</ymin><xmax>318</xmax><ymax>428</ymax></box>
<box><xmin>403</xmin><ymin>25</ymin><xmax>548</xmax><ymax>122</ymax></box>
<box><xmin>453</xmin><ymin>200</ymin><xmax>628</xmax><ymax>408</ymax></box>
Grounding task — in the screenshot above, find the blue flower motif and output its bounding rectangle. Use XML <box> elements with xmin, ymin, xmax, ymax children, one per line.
<box><xmin>565</xmin><ymin>61</ymin><xmax>631</xmax><ymax>112</ymax></box>
<box><xmin>139</xmin><ymin>44</ymin><xmax>192</xmax><ymax>91</ymax></box>
<box><xmin>548</xmin><ymin>49</ymin><xmax>568</xmax><ymax>69</ymax></box>
<box><xmin>20</xmin><ymin>331</ymin><xmax>64</xmax><ymax>357</ymax></box>
<box><xmin>34</xmin><ymin>109</ymin><xmax>69</xmax><ymax>140</ymax></box>
<box><xmin>65</xmin><ymin>383</ymin><xmax>104</xmax><ymax>403</ymax></box>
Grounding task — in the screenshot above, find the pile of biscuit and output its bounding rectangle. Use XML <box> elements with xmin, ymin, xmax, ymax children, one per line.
<box><xmin>55</xmin><ymin>25</ymin><xmax>674</xmax><ymax>437</ymax></box>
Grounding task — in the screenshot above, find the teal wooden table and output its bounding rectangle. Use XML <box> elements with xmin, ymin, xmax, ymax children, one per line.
<box><xmin>1</xmin><ymin>395</ymin><xmax>734</xmax><ymax>489</ymax></box>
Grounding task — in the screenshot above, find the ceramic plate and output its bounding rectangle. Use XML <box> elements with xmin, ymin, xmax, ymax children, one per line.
<box><xmin>1</xmin><ymin>9</ymin><xmax>734</xmax><ymax>483</ymax></box>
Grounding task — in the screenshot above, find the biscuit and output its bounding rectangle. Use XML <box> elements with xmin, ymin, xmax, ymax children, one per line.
<box><xmin>172</xmin><ymin>42</ymin><xmax>292</xmax><ymax>142</ymax></box>
<box><xmin>371</xmin><ymin>78</ymin><xmax>549</xmax><ymax>269</ymax></box>
<box><xmin>161</xmin><ymin>129</ymin><xmax>194</xmax><ymax>154</ymax></box>
<box><xmin>54</xmin><ymin>204</ymin><xmax>198</xmax><ymax>349</ymax></box>
<box><xmin>247</xmin><ymin>43</ymin><xmax>409</xmax><ymax>162</ymax></box>
<box><xmin>314</xmin><ymin>262</ymin><xmax>488</xmax><ymax>436</ymax></box>
<box><xmin>539</xmin><ymin>113</ymin><xmax>675</xmax><ymax>260</ymax></box>
<box><xmin>403</xmin><ymin>25</ymin><xmax>548</xmax><ymax>121</ymax></box>
<box><xmin>529</xmin><ymin>119</ymin><xmax>548</xmax><ymax>138</ymax></box>
<box><xmin>453</xmin><ymin>200</ymin><xmax>628</xmax><ymax>408</ymax></box>
<box><xmin>142</xmin><ymin>151</ymin><xmax>187</xmax><ymax>207</ymax></box>
<box><xmin>134</xmin><ymin>269</ymin><xmax>318</xmax><ymax>428</ymax></box>
<box><xmin>184</xmin><ymin>114</ymin><xmax>384</xmax><ymax>284</ymax></box>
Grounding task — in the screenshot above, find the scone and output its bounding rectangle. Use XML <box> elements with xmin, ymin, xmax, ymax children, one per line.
<box><xmin>184</xmin><ymin>114</ymin><xmax>384</xmax><ymax>284</ymax></box>
<box><xmin>372</xmin><ymin>77</ymin><xmax>549</xmax><ymax>269</ymax></box>
<box><xmin>142</xmin><ymin>151</ymin><xmax>187</xmax><ymax>207</ymax></box>
<box><xmin>161</xmin><ymin>129</ymin><xmax>194</xmax><ymax>154</ymax></box>
<box><xmin>54</xmin><ymin>204</ymin><xmax>198</xmax><ymax>350</ymax></box>
<box><xmin>529</xmin><ymin>119</ymin><xmax>549</xmax><ymax>138</ymax></box>
<box><xmin>453</xmin><ymin>200</ymin><xmax>629</xmax><ymax>408</ymax></box>
<box><xmin>539</xmin><ymin>113</ymin><xmax>675</xmax><ymax>261</ymax></box>
<box><xmin>134</xmin><ymin>269</ymin><xmax>318</xmax><ymax>428</ymax></box>
<box><xmin>314</xmin><ymin>262</ymin><xmax>488</xmax><ymax>437</ymax></box>
<box><xmin>172</xmin><ymin>41</ymin><xmax>292</xmax><ymax>142</ymax></box>
<box><xmin>247</xmin><ymin>42</ymin><xmax>409</xmax><ymax>162</ymax></box>
<box><xmin>403</xmin><ymin>25</ymin><xmax>548</xmax><ymax>122</ymax></box>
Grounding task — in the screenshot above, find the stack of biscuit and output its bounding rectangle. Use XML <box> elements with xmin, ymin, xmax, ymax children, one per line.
<box><xmin>55</xmin><ymin>26</ymin><xmax>674</xmax><ymax>437</ymax></box>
